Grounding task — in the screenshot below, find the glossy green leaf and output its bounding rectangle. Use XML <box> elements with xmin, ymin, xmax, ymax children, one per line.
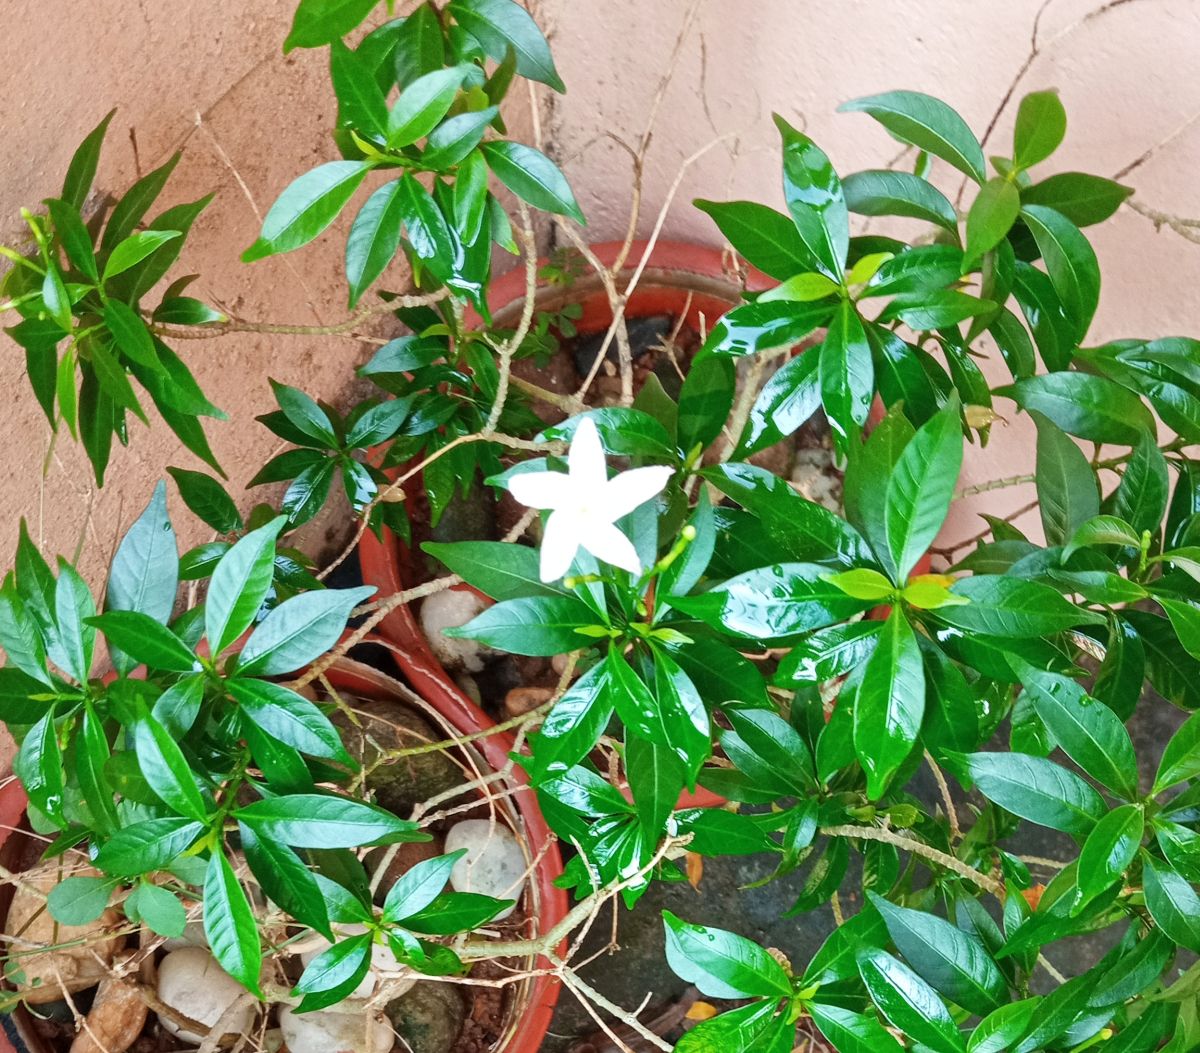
<box><xmin>1112</xmin><ymin>433</ymin><xmax>1169</xmax><ymax>535</ymax></box>
<box><xmin>964</xmin><ymin>178</ymin><xmax>1020</xmax><ymax>270</ymax></box>
<box><xmin>1021</xmin><ymin>204</ymin><xmax>1100</xmax><ymax>341</ymax></box>
<box><xmin>940</xmin><ymin>574</ymin><xmax>1104</xmax><ymax>636</ymax></box>
<box><xmin>1012</xmin><ymin>90</ymin><xmax>1067</xmax><ymax>170</ymax></box>
<box><xmin>449</xmin><ymin>0</ymin><xmax>565</xmax><ymax>91</ymax></box>
<box><xmin>1033</xmin><ymin>412</ymin><xmax>1098</xmax><ymax>546</ymax></box>
<box><xmin>1160</xmin><ymin>598</ymin><xmax>1200</xmax><ymax>662</ymax></box>
<box><xmin>809</xmin><ymin>1003</ymin><xmax>902</xmax><ymax>1053</ymax></box>
<box><xmin>422</xmin><ymin>541</ymin><xmax>566</xmax><ymax>601</ymax></box>
<box><xmin>694</xmin><ymin>199</ymin><xmax>812</xmax><ymax>279</ymax></box>
<box><xmin>1154</xmin><ymin>711</ymin><xmax>1200</xmax><ymax>793</ymax></box>
<box><xmin>960</xmin><ymin>751</ymin><xmax>1105</xmax><ymax>836</ymax></box>
<box><xmin>422</xmin><ymin>105</ymin><xmax>499</xmax><ymax>168</ymax></box>
<box><xmin>237</xmin><ymin>585</ymin><xmax>373</xmax><ymax>676</ymax></box>
<box><xmin>735</xmin><ymin>348</ymin><xmax>821</xmax><ymax>457</ymax></box>
<box><xmin>842</xmin><ymin>169</ymin><xmax>958</xmax><ymax>234</ymax></box>
<box><xmin>481</xmin><ymin>141</ymin><xmax>584</xmax><ymax>223</ymax></box>
<box><xmin>386</xmin><ymin>65</ymin><xmax>470</xmax><ymax>148</ymax></box>
<box><xmin>1077</xmin><ymin>803</ymin><xmax>1143</xmax><ymax>901</ymax></box>
<box><xmin>240</xmin><ymin>823</ymin><xmax>332</xmax><ymax>938</ymax></box>
<box><xmin>102</xmin><ymin>230</ymin><xmax>180</xmax><ymax>282</ymax></box>
<box><xmin>857</xmin><ymin>947</ymin><xmax>966</xmax><ymax>1053</ymax></box>
<box><xmin>1021</xmin><ymin>172</ymin><xmax>1132</xmax><ymax>227</ymax></box>
<box><xmin>243</xmin><ymin>161</ymin><xmax>371</xmax><ymax>262</ymax></box>
<box><xmin>330</xmin><ymin>39</ymin><xmax>388</xmax><ymax>139</ymax></box>
<box><xmin>107</xmin><ymin>481</ymin><xmax>179</xmax><ymax>632</ymax></box>
<box><xmin>885</xmin><ymin>397</ymin><xmax>962</xmax><ymax>581</ymax></box>
<box><xmin>89</xmin><ymin>610</ymin><xmax>198</xmax><ymax>672</ymax></box>
<box><xmin>840</xmin><ymin>90</ymin><xmax>985</xmax><ymax>183</ymax></box>
<box><xmin>92</xmin><ymin>817</ymin><xmax>205</xmax><ymax>877</ymax></box>
<box><xmin>820</xmin><ymin>300</ymin><xmax>874</xmax><ymax>442</ymax></box>
<box><xmin>662</xmin><ymin>911</ymin><xmax>791</xmax><ymax>999</ymax></box>
<box><xmin>15</xmin><ymin>709</ymin><xmax>64</xmax><ymax>824</ymax></box>
<box><xmin>234</xmin><ymin>794</ymin><xmax>424</xmax><ymax>848</ymax></box>
<box><xmin>447</xmin><ymin>594</ymin><xmax>596</xmax><ymax>655</ymax></box>
<box><xmin>1000</xmin><ymin>371</ymin><xmax>1154</xmax><ymax>446</ymax></box>
<box><xmin>229</xmin><ymin>678</ymin><xmax>350</xmax><ymax>763</ymax></box>
<box><xmin>62</xmin><ymin>110</ymin><xmax>115</xmax><ymax>211</ymax></box>
<box><xmin>134</xmin><ymin>712</ymin><xmax>208</xmax><ymax>821</ymax></box>
<box><xmin>1142</xmin><ymin>854</ymin><xmax>1200</xmax><ymax>952</ymax></box>
<box><xmin>204</xmin><ymin>850</ymin><xmax>263</xmax><ymax>996</ymax></box>
<box><xmin>346</xmin><ymin>179</ymin><xmax>407</xmax><ymax>307</ymax></box>
<box><xmin>284</xmin><ymin>0</ymin><xmax>378</xmax><ymax>51</ymax></box>
<box><xmin>205</xmin><ymin>516</ymin><xmax>286</xmax><ymax>656</ymax></box>
<box><xmin>854</xmin><ymin>608</ymin><xmax>925</xmax><ymax>798</ymax></box>
<box><xmin>775</xmin><ymin>115</ymin><xmax>848</xmax><ymax>279</ymax></box>
<box><xmin>868</xmin><ymin>892</ymin><xmax>1006</xmax><ymax>1015</ymax></box>
<box><xmin>168</xmin><ymin>467</ymin><xmax>241</xmax><ymax>535</ymax></box>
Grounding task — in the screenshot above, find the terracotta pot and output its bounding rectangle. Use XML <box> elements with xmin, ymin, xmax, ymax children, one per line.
<box><xmin>0</xmin><ymin>646</ymin><xmax>566</xmax><ymax>1053</ymax></box>
<box><xmin>358</xmin><ymin>240</ymin><xmax>771</xmax><ymax>815</ymax></box>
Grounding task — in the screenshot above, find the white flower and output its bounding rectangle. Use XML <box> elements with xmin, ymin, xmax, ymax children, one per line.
<box><xmin>508</xmin><ymin>417</ymin><xmax>673</xmax><ymax>582</ymax></box>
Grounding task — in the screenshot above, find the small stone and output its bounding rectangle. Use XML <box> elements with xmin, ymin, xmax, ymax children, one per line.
<box><xmin>550</xmin><ymin>653</ymin><xmax>580</xmax><ymax>681</ymax></box>
<box><xmin>6</xmin><ymin>861</ymin><xmax>125</xmax><ymax>1004</ymax></box>
<box><xmin>155</xmin><ymin>947</ymin><xmax>255</xmax><ymax>1044</ymax></box>
<box><xmin>503</xmin><ymin>686</ymin><xmax>554</xmax><ymax>719</ymax></box>
<box><xmin>297</xmin><ymin>924</ymin><xmax>416</xmax><ymax>1000</ymax></box>
<box><xmin>334</xmin><ymin>700</ymin><xmax>465</xmax><ymax>816</ymax></box>
<box><xmin>70</xmin><ymin>957</ymin><xmax>147</xmax><ymax>1053</ymax></box>
<box><xmin>278</xmin><ymin>1005</ymin><xmax>392</xmax><ymax>1053</ymax></box>
<box><xmin>419</xmin><ymin>588</ymin><xmax>495</xmax><ymax>673</ymax></box>
<box><xmin>443</xmin><ymin>820</ymin><xmax>527</xmax><ymax>920</ymax></box>
<box><xmin>385</xmin><ymin>981</ymin><xmax>465</xmax><ymax>1053</ymax></box>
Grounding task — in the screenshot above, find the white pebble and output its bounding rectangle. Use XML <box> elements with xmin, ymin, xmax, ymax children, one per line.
<box><xmin>279</xmin><ymin>1005</ymin><xmax>392</xmax><ymax>1053</ymax></box>
<box><xmin>156</xmin><ymin>947</ymin><xmax>255</xmax><ymax>1044</ymax></box>
<box><xmin>298</xmin><ymin>925</ymin><xmax>415</xmax><ymax>999</ymax></box>
<box><xmin>444</xmin><ymin>820</ymin><xmax>527</xmax><ymax>920</ymax></box>
<box><xmin>420</xmin><ymin>589</ymin><xmax>494</xmax><ymax>672</ymax></box>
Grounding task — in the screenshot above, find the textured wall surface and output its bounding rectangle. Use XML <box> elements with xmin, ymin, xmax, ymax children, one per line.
<box><xmin>2</xmin><ymin>0</ymin><xmax>1198</xmax><ymax>573</ymax></box>
<box><xmin>540</xmin><ymin>0</ymin><xmax>1200</xmax><ymax>537</ymax></box>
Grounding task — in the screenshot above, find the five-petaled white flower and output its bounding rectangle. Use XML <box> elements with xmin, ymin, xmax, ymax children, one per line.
<box><xmin>508</xmin><ymin>417</ymin><xmax>673</xmax><ymax>583</ymax></box>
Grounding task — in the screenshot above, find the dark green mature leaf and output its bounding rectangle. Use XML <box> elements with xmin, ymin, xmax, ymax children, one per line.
<box><xmin>677</xmin><ymin>353</ymin><xmax>735</xmax><ymax>454</ymax></box>
<box><xmin>241</xmin><ymin>823</ymin><xmax>332</xmax><ymax>938</ymax></box>
<box><xmin>1021</xmin><ymin>172</ymin><xmax>1132</xmax><ymax>227</ymax></box>
<box><xmin>449</xmin><ymin>0</ymin><xmax>565</xmax><ymax>91</ymax></box>
<box><xmin>694</xmin><ymin>199</ymin><xmax>812</xmax><ymax>279</ymax></box>
<box><xmin>809</xmin><ymin>1003</ymin><xmax>903</xmax><ymax>1053</ymax></box>
<box><xmin>45</xmin><ymin>198</ymin><xmax>99</xmax><ymax>280</ymax></box>
<box><xmin>101</xmin><ymin>152</ymin><xmax>180</xmax><ymax>252</ymax></box>
<box><xmin>673</xmin><ymin>562</ymin><xmax>871</xmax><ymax>641</ymax></box>
<box><xmin>482</xmin><ymin>142</ymin><xmax>582</xmax><ymax>227</ymax></box>
<box><xmin>284</xmin><ymin>0</ymin><xmax>378</xmax><ymax>51</ymax></box>
<box><xmin>103</xmin><ymin>230</ymin><xmax>181</xmax><ymax>283</ymax></box>
<box><xmin>330</xmin><ymin>39</ymin><xmax>388</xmax><ymax>139</ymax></box>
<box><xmin>1142</xmin><ymin>855</ymin><xmax>1200</xmax><ymax>952</ymax></box>
<box><xmin>205</xmin><ymin>517</ymin><xmax>286</xmax><ymax>656</ymax></box>
<box><xmin>1112</xmin><ymin>433</ymin><xmax>1169</xmax><ymax>535</ymax></box>
<box><xmin>204</xmin><ymin>850</ymin><xmax>262</xmax><ymax>996</ymax></box>
<box><xmin>1000</xmin><ymin>371</ymin><xmax>1153</xmax><ymax>445</ymax></box>
<box><xmin>1160</xmin><ymin>598</ymin><xmax>1200</xmax><ymax>662</ymax></box>
<box><xmin>722</xmin><ymin>706</ymin><xmax>814</xmax><ymax>795</ymax></box>
<box><xmin>662</xmin><ymin>912</ymin><xmax>791</xmax><ymax>999</ymax></box>
<box><xmin>1077</xmin><ymin>803</ymin><xmax>1143</xmax><ymax>901</ymax></box>
<box><xmin>403</xmin><ymin>891</ymin><xmax>511</xmax><ymax>935</ymax></box>
<box><xmin>775</xmin><ymin>115</ymin><xmax>847</xmax><ymax>279</ymax></box>
<box><xmin>392</xmin><ymin>4</ymin><xmax>444</xmax><ymax>87</ymax></box>
<box><xmin>422</xmin><ymin>106</ymin><xmax>499</xmax><ymax>168</ymax></box>
<box><xmin>1154</xmin><ymin>711</ymin><xmax>1200</xmax><ymax>793</ymax></box>
<box><xmin>840</xmin><ymin>90</ymin><xmax>985</xmax><ymax>183</ymax></box>
<box><xmin>701</xmin><ymin>298</ymin><xmax>831</xmax><ymax>359</ymax></box>
<box><xmin>1021</xmin><ymin>205</ymin><xmax>1100</xmax><ymax>341</ymax></box>
<box><xmin>736</xmin><ymin>348</ymin><xmax>820</xmax><ymax>456</ymax></box>
<box><xmin>90</xmin><ymin>611</ymin><xmax>198</xmax><ymax>672</ymax></box>
<box><xmin>386</xmin><ymin>65</ymin><xmax>470</xmax><ymax>148</ymax></box>
<box><xmin>939</xmin><ymin>575</ymin><xmax>1103</xmax><ymax>636</ymax></box>
<box><xmin>382</xmin><ymin>851</ymin><xmax>461</xmax><ymax>923</ymax></box>
<box><xmin>776</xmin><ymin>621</ymin><xmax>881</xmax><ymax>684</ymax></box>
<box><xmin>53</xmin><ymin>562</ymin><xmax>95</xmax><ymax>683</ymax></box>
<box><xmin>168</xmin><ymin>467</ymin><xmax>241</xmax><ymax>535</ymax></box>
<box><xmin>244</xmin><ymin>161</ymin><xmax>371</xmax><ymax>262</ymax></box>
<box><xmin>108</xmin><ymin>481</ymin><xmax>178</xmax><ymax>626</ymax></box>
<box><xmin>964</xmin><ymin>178</ymin><xmax>1020</xmax><ymax>270</ymax></box>
<box><xmin>969</xmin><ymin>999</ymin><xmax>1042</xmax><ymax>1053</ymax></box>
<box><xmin>1012</xmin><ymin>90</ymin><xmax>1067</xmax><ymax>170</ymax></box>
<box><xmin>854</xmin><ymin>608</ymin><xmax>924</xmax><ymax>799</ymax></box>
<box><xmin>293</xmin><ymin>933</ymin><xmax>372</xmax><ymax>1011</ymax></box>
<box><xmin>857</xmin><ymin>947</ymin><xmax>966</xmax><ymax>1053</ymax></box>
<box><xmin>842</xmin><ymin>169</ymin><xmax>958</xmax><ymax>234</ymax></box>
<box><xmin>1020</xmin><ymin>665</ymin><xmax>1137</xmax><ymax>798</ymax></box>
<box><xmin>15</xmin><ymin>709</ymin><xmax>64</xmax><ymax>823</ymax></box>
<box><xmin>346</xmin><ymin>179</ymin><xmax>407</xmax><ymax>307</ymax></box>
<box><xmin>885</xmin><ymin>397</ymin><xmax>962</xmax><ymax>581</ymax></box>
<box><xmin>234</xmin><ymin>794</ymin><xmax>424</xmax><ymax>848</ymax></box>
<box><xmin>229</xmin><ymin>679</ymin><xmax>350</xmax><ymax>763</ymax></box>
<box><xmin>237</xmin><ymin>586</ymin><xmax>373</xmax><ymax>676</ymax></box>
<box><xmin>626</xmin><ymin>736</ymin><xmax>685</xmax><ymax>841</ymax></box>
<box><xmin>92</xmin><ymin>818</ymin><xmax>205</xmax><ymax>877</ymax></box>
<box><xmin>820</xmin><ymin>301</ymin><xmax>874</xmax><ymax>442</ymax></box>
<box><xmin>62</xmin><ymin>109</ymin><xmax>116</xmax><ymax>210</ymax></box>
<box><xmin>878</xmin><ymin>289</ymin><xmax>995</xmax><ymax>330</ymax></box>
<box><xmin>960</xmin><ymin>752</ymin><xmax>1105</xmax><ymax>836</ymax></box>
<box><xmin>423</xmin><ymin>542</ymin><xmax>565</xmax><ymax>602</ymax></box>
<box><xmin>134</xmin><ymin>712</ymin><xmax>208</xmax><ymax>821</ymax></box>
<box><xmin>1033</xmin><ymin>413</ymin><xmax>1098</xmax><ymax>545</ymax></box>
<box><xmin>447</xmin><ymin>594</ymin><xmax>597</xmax><ymax>655</ymax></box>
<box><xmin>526</xmin><ymin>661</ymin><xmax>612</xmax><ymax>778</ymax></box>
<box><xmin>867</xmin><ymin>893</ymin><xmax>1006</xmax><ymax>1015</ymax></box>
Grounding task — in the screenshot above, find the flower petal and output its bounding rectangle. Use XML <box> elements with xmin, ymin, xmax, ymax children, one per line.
<box><xmin>603</xmin><ymin>465</ymin><xmax>674</xmax><ymax>520</ymax></box>
<box><xmin>580</xmin><ymin>521</ymin><xmax>642</xmax><ymax>575</ymax></box>
<box><xmin>567</xmin><ymin>417</ymin><xmax>607</xmax><ymax>487</ymax></box>
<box><xmin>508</xmin><ymin>469</ymin><xmax>566</xmax><ymax>510</ymax></box>
<box><xmin>539</xmin><ymin>511</ymin><xmax>580</xmax><ymax>582</ymax></box>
